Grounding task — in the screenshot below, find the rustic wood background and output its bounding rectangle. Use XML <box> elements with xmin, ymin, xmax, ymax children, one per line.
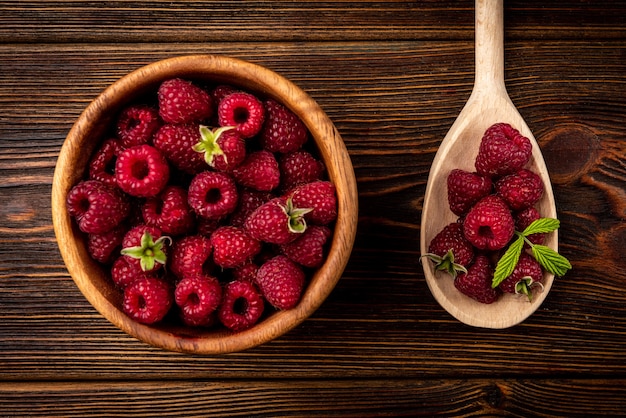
<box><xmin>0</xmin><ymin>0</ymin><xmax>625</xmax><ymax>416</ymax></box>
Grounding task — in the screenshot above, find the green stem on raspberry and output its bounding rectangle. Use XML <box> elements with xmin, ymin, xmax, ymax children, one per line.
<box><xmin>194</xmin><ymin>125</ymin><xmax>235</xmax><ymax>167</ymax></box>
<box><xmin>121</xmin><ymin>231</ymin><xmax>171</xmax><ymax>271</ymax></box>
<box><xmin>282</xmin><ymin>197</ymin><xmax>313</xmax><ymax>234</ymax></box>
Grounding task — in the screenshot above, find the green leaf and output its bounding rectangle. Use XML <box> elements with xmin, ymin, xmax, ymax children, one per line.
<box><xmin>492</xmin><ymin>235</ymin><xmax>525</xmax><ymax>288</ymax></box>
<box><xmin>531</xmin><ymin>245</ymin><xmax>572</xmax><ymax>277</ymax></box>
<box><xmin>522</xmin><ymin>218</ymin><xmax>560</xmax><ymax>236</ymax></box>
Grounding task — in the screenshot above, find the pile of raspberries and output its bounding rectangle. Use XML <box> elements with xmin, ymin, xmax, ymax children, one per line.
<box><xmin>66</xmin><ymin>78</ymin><xmax>337</xmax><ymax>331</ymax></box>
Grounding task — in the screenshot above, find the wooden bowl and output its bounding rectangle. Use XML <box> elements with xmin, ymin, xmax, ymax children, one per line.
<box><xmin>51</xmin><ymin>55</ymin><xmax>358</xmax><ymax>354</ymax></box>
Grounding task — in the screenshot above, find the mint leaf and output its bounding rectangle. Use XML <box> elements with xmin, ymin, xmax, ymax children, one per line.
<box><xmin>492</xmin><ymin>235</ymin><xmax>525</xmax><ymax>288</ymax></box>
<box><xmin>531</xmin><ymin>245</ymin><xmax>572</xmax><ymax>277</ymax></box>
<box><xmin>522</xmin><ymin>218</ymin><xmax>560</xmax><ymax>236</ymax></box>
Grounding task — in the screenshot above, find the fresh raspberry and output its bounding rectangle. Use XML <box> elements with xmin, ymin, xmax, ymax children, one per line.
<box><xmin>280</xmin><ymin>225</ymin><xmax>332</xmax><ymax>268</ymax></box>
<box><xmin>498</xmin><ymin>252</ymin><xmax>543</xmax><ymax>301</ymax></box>
<box><xmin>158</xmin><ymin>78</ymin><xmax>213</xmax><ymax>124</ymax></box>
<box><xmin>88</xmin><ymin>138</ymin><xmax>123</xmax><ymax>188</ymax></box>
<box><xmin>232</xmin><ymin>262</ymin><xmax>259</xmax><ymax>283</ymax></box>
<box><xmin>187</xmin><ymin>171</ymin><xmax>239</xmax><ymax>219</ymax></box>
<box><xmin>447</xmin><ymin>169</ymin><xmax>493</xmax><ymax>216</ymax></box>
<box><xmin>111</xmin><ymin>255</ymin><xmax>154</xmax><ymax>289</ymax></box>
<box><xmin>196</xmin><ymin>217</ymin><xmax>222</xmax><ymax>237</ymax></box>
<box><xmin>142</xmin><ymin>185</ymin><xmax>195</xmax><ymax>236</ymax></box>
<box><xmin>194</xmin><ymin>126</ymin><xmax>246</xmax><ymax>172</ymax></box>
<box><xmin>116</xmin><ymin>105</ymin><xmax>161</xmax><ymax>148</ymax></box>
<box><xmin>289</xmin><ymin>180</ymin><xmax>338</xmax><ymax>225</ymax></box>
<box><xmin>123</xmin><ymin>276</ymin><xmax>173</xmax><ymax>324</ymax></box>
<box><xmin>279</xmin><ymin>150</ymin><xmax>325</xmax><ymax>192</ymax></box>
<box><xmin>120</xmin><ymin>224</ymin><xmax>168</xmax><ymax>273</ymax></box>
<box><xmin>229</xmin><ymin>188</ymin><xmax>272</xmax><ymax>228</ymax></box>
<box><xmin>259</xmin><ymin>99</ymin><xmax>308</xmax><ymax>153</ymax></box>
<box><xmin>217</xmin><ymin>91</ymin><xmax>265</xmax><ymax>138</ymax></box>
<box><xmin>231</xmin><ymin>150</ymin><xmax>280</xmax><ymax>192</ymax></box>
<box><xmin>256</xmin><ymin>255</ymin><xmax>306</xmax><ymax>310</ymax></box>
<box><xmin>175</xmin><ymin>274</ymin><xmax>222</xmax><ymax>327</ymax></box>
<box><xmin>66</xmin><ymin>179</ymin><xmax>130</xmax><ymax>234</ymax></box>
<box><xmin>218</xmin><ymin>279</ymin><xmax>265</xmax><ymax>331</ymax></box>
<box><xmin>153</xmin><ymin>123</ymin><xmax>207</xmax><ymax>175</ymax></box>
<box><xmin>463</xmin><ymin>195</ymin><xmax>515</xmax><ymax>251</ymax></box>
<box><xmin>87</xmin><ymin>222</ymin><xmax>127</xmax><ymax>264</ymax></box>
<box><xmin>454</xmin><ymin>255</ymin><xmax>500</xmax><ymax>304</ymax></box>
<box><xmin>245</xmin><ymin>197</ymin><xmax>310</xmax><ymax>245</ymax></box>
<box><xmin>475</xmin><ymin>122</ymin><xmax>532</xmax><ymax>177</ymax></box>
<box><xmin>211</xmin><ymin>226</ymin><xmax>262</xmax><ymax>268</ymax></box>
<box><xmin>425</xmin><ymin>222</ymin><xmax>474</xmax><ymax>279</ymax></box>
<box><xmin>115</xmin><ymin>144</ymin><xmax>170</xmax><ymax>197</ymax></box>
<box><xmin>169</xmin><ymin>235</ymin><xmax>213</xmax><ymax>280</ymax></box>
<box><xmin>514</xmin><ymin>206</ymin><xmax>546</xmax><ymax>246</ymax></box>
<box><xmin>495</xmin><ymin>168</ymin><xmax>544</xmax><ymax>211</ymax></box>
<box><xmin>211</xmin><ymin>84</ymin><xmax>238</xmax><ymax>105</ymax></box>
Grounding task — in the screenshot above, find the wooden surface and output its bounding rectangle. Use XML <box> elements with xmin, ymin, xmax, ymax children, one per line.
<box><xmin>0</xmin><ymin>0</ymin><xmax>625</xmax><ymax>416</ymax></box>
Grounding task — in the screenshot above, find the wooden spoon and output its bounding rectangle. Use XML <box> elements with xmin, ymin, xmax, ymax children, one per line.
<box><xmin>420</xmin><ymin>0</ymin><xmax>557</xmax><ymax>328</ymax></box>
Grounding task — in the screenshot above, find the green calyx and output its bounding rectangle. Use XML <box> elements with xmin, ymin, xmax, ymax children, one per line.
<box><xmin>193</xmin><ymin>125</ymin><xmax>235</xmax><ymax>167</ymax></box>
<box><xmin>120</xmin><ymin>231</ymin><xmax>170</xmax><ymax>272</ymax></box>
<box><xmin>422</xmin><ymin>249</ymin><xmax>468</xmax><ymax>279</ymax></box>
<box><xmin>281</xmin><ymin>197</ymin><xmax>313</xmax><ymax>234</ymax></box>
<box><xmin>514</xmin><ymin>276</ymin><xmax>545</xmax><ymax>302</ymax></box>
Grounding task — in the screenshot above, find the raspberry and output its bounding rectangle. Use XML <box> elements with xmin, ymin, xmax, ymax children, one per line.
<box><xmin>256</xmin><ymin>255</ymin><xmax>306</xmax><ymax>310</ymax></box>
<box><xmin>218</xmin><ymin>279</ymin><xmax>265</xmax><ymax>331</ymax></box>
<box><xmin>211</xmin><ymin>226</ymin><xmax>262</xmax><ymax>269</ymax></box>
<box><xmin>231</xmin><ymin>150</ymin><xmax>280</xmax><ymax>192</ymax></box>
<box><xmin>211</xmin><ymin>84</ymin><xmax>238</xmax><ymax>105</ymax></box>
<box><xmin>259</xmin><ymin>99</ymin><xmax>308</xmax><ymax>153</ymax></box>
<box><xmin>425</xmin><ymin>222</ymin><xmax>474</xmax><ymax>278</ymax></box>
<box><xmin>232</xmin><ymin>262</ymin><xmax>259</xmax><ymax>283</ymax></box>
<box><xmin>495</xmin><ymin>168</ymin><xmax>544</xmax><ymax>211</ymax></box>
<box><xmin>153</xmin><ymin>123</ymin><xmax>207</xmax><ymax>175</ymax></box>
<box><xmin>463</xmin><ymin>195</ymin><xmax>515</xmax><ymax>251</ymax></box>
<box><xmin>66</xmin><ymin>179</ymin><xmax>130</xmax><ymax>234</ymax></box>
<box><xmin>498</xmin><ymin>252</ymin><xmax>543</xmax><ymax>301</ymax></box>
<box><xmin>280</xmin><ymin>225</ymin><xmax>332</xmax><ymax>268</ymax></box>
<box><xmin>229</xmin><ymin>188</ymin><xmax>272</xmax><ymax>228</ymax></box>
<box><xmin>289</xmin><ymin>180</ymin><xmax>338</xmax><ymax>225</ymax></box>
<box><xmin>475</xmin><ymin>123</ymin><xmax>532</xmax><ymax>177</ymax></box>
<box><xmin>279</xmin><ymin>150</ymin><xmax>325</xmax><ymax>192</ymax></box>
<box><xmin>87</xmin><ymin>222</ymin><xmax>127</xmax><ymax>264</ymax></box>
<box><xmin>123</xmin><ymin>276</ymin><xmax>173</xmax><ymax>324</ymax></box>
<box><xmin>88</xmin><ymin>138</ymin><xmax>123</xmax><ymax>188</ymax></box>
<box><xmin>169</xmin><ymin>235</ymin><xmax>213</xmax><ymax>280</ymax></box>
<box><xmin>116</xmin><ymin>105</ymin><xmax>161</xmax><ymax>148</ymax></box>
<box><xmin>217</xmin><ymin>91</ymin><xmax>265</xmax><ymax>138</ymax></box>
<box><xmin>120</xmin><ymin>224</ymin><xmax>168</xmax><ymax>273</ymax></box>
<box><xmin>187</xmin><ymin>171</ymin><xmax>239</xmax><ymax>219</ymax></box>
<box><xmin>245</xmin><ymin>197</ymin><xmax>310</xmax><ymax>245</ymax></box>
<box><xmin>447</xmin><ymin>169</ymin><xmax>493</xmax><ymax>216</ymax></box>
<box><xmin>194</xmin><ymin>126</ymin><xmax>246</xmax><ymax>172</ymax></box>
<box><xmin>111</xmin><ymin>255</ymin><xmax>154</xmax><ymax>289</ymax></box>
<box><xmin>175</xmin><ymin>274</ymin><xmax>222</xmax><ymax>327</ymax></box>
<box><xmin>142</xmin><ymin>185</ymin><xmax>195</xmax><ymax>236</ymax></box>
<box><xmin>158</xmin><ymin>78</ymin><xmax>213</xmax><ymax>124</ymax></box>
<box><xmin>514</xmin><ymin>206</ymin><xmax>546</xmax><ymax>246</ymax></box>
<box><xmin>115</xmin><ymin>144</ymin><xmax>170</xmax><ymax>197</ymax></box>
<box><xmin>454</xmin><ymin>255</ymin><xmax>500</xmax><ymax>304</ymax></box>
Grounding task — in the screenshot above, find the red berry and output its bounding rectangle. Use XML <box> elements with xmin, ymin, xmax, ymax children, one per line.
<box><xmin>218</xmin><ymin>280</ymin><xmax>265</xmax><ymax>331</ymax></box>
<box><xmin>495</xmin><ymin>168</ymin><xmax>544</xmax><ymax>211</ymax></box>
<box><xmin>447</xmin><ymin>169</ymin><xmax>492</xmax><ymax>216</ymax></box>
<box><xmin>187</xmin><ymin>171</ymin><xmax>239</xmax><ymax>220</ymax></box>
<box><xmin>115</xmin><ymin>144</ymin><xmax>170</xmax><ymax>197</ymax></box>
<box><xmin>426</xmin><ymin>222</ymin><xmax>474</xmax><ymax>278</ymax></box>
<box><xmin>116</xmin><ymin>105</ymin><xmax>161</xmax><ymax>148</ymax></box>
<box><xmin>158</xmin><ymin>78</ymin><xmax>213</xmax><ymax>124</ymax></box>
<box><xmin>111</xmin><ymin>255</ymin><xmax>154</xmax><ymax>289</ymax></box>
<box><xmin>194</xmin><ymin>126</ymin><xmax>246</xmax><ymax>172</ymax></box>
<box><xmin>232</xmin><ymin>262</ymin><xmax>259</xmax><ymax>283</ymax></box>
<box><xmin>211</xmin><ymin>226</ymin><xmax>262</xmax><ymax>269</ymax></box>
<box><xmin>87</xmin><ymin>222</ymin><xmax>127</xmax><ymax>264</ymax></box>
<box><xmin>289</xmin><ymin>180</ymin><xmax>338</xmax><ymax>225</ymax></box>
<box><xmin>153</xmin><ymin>123</ymin><xmax>207</xmax><ymax>174</ymax></box>
<box><xmin>232</xmin><ymin>150</ymin><xmax>280</xmax><ymax>192</ymax></box>
<box><xmin>175</xmin><ymin>274</ymin><xmax>222</xmax><ymax>327</ymax></box>
<box><xmin>245</xmin><ymin>197</ymin><xmax>309</xmax><ymax>245</ymax></box>
<box><xmin>123</xmin><ymin>276</ymin><xmax>173</xmax><ymax>324</ymax></box>
<box><xmin>88</xmin><ymin>138</ymin><xmax>123</xmax><ymax>188</ymax></box>
<box><xmin>514</xmin><ymin>206</ymin><xmax>546</xmax><ymax>246</ymax></box>
<box><xmin>211</xmin><ymin>84</ymin><xmax>238</xmax><ymax>105</ymax></box>
<box><xmin>454</xmin><ymin>255</ymin><xmax>500</xmax><ymax>304</ymax></box>
<box><xmin>169</xmin><ymin>235</ymin><xmax>213</xmax><ymax>280</ymax></box>
<box><xmin>217</xmin><ymin>91</ymin><xmax>265</xmax><ymax>138</ymax></box>
<box><xmin>279</xmin><ymin>150</ymin><xmax>325</xmax><ymax>192</ymax></box>
<box><xmin>475</xmin><ymin>122</ymin><xmax>532</xmax><ymax>177</ymax></box>
<box><xmin>499</xmin><ymin>252</ymin><xmax>543</xmax><ymax>298</ymax></box>
<box><xmin>121</xmin><ymin>224</ymin><xmax>168</xmax><ymax>273</ymax></box>
<box><xmin>142</xmin><ymin>185</ymin><xmax>195</xmax><ymax>236</ymax></box>
<box><xmin>229</xmin><ymin>188</ymin><xmax>272</xmax><ymax>228</ymax></box>
<box><xmin>259</xmin><ymin>99</ymin><xmax>308</xmax><ymax>153</ymax></box>
<box><xmin>463</xmin><ymin>195</ymin><xmax>515</xmax><ymax>251</ymax></box>
<box><xmin>256</xmin><ymin>255</ymin><xmax>306</xmax><ymax>310</ymax></box>
<box><xmin>280</xmin><ymin>225</ymin><xmax>332</xmax><ymax>268</ymax></box>
<box><xmin>66</xmin><ymin>179</ymin><xmax>130</xmax><ymax>234</ymax></box>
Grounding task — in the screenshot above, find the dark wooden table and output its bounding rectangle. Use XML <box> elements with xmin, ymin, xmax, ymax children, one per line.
<box><xmin>1</xmin><ymin>1</ymin><xmax>625</xmax><ymax>416</ymax></box>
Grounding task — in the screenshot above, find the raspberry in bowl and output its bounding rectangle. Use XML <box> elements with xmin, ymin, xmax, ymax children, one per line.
<box><xmin>51</xmin><ymin>55</ymin><xmax>358</xmax><ymax>354</ymax></box>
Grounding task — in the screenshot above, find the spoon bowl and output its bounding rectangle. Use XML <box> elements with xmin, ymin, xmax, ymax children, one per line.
<box><xmin>420</xmin><ymin>0</ymin><xmax>557</xmax><ymax>328</ymax></box>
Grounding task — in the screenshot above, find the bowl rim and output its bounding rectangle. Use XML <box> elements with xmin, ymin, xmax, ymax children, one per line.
<box><xmin>51</xmin><ymin>54</ymin><xmax>358</xmax><ymax>354</ymax></box>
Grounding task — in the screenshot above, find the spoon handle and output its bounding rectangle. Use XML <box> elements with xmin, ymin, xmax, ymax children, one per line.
<box><xmin>474</xmin><ymin>0</ymin><xmax>505</xmax><ymax>93</ymax></box>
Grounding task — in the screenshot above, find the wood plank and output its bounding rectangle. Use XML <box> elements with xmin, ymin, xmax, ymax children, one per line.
<box><xmin>0</xmin><ymin>41</ymin><xmax>624</xmax><ymax>380</ymax></box>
